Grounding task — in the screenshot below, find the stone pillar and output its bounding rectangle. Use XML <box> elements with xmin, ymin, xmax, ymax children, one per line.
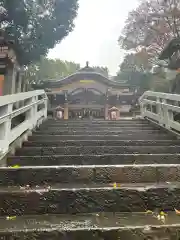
<box><xmin>20</xmin><ymin>79</ymin><xmax>25</xmax><ymax>92</ymax></box>
<box><xmin>116</xmin><ymin>110</ymin><xmax>120</xmax><ymax>120</ymax></box>
<box><xmin>116</xmin><ymin>94</ymin><xmax>120</xmax><ymax>119</ymax></box>
<box><xmin>64</xmin><ymin>91</ymin><xmax>69</xmax><ymax>120</ymax></box>
<box><xmin>3</xmin><ymin>65</ymin><xmax>13</xmax><ymax>95</ymax></box>
<box><xmin>14</xmin><ymin>70</ymin><xmax>24</xmax><ymax>109</ymax></box>
<box><xmin>11</xmin><ymin>64</ymin><xmax>17</xmax><ymax>94</ymax></box>
<box><xmin>105</xmin><ymin>104</ymin><xmax>109</xmax><ymax>120</ymax></box>
<box><xmin>64</xmin><ymin>102</ymin><xmax>69</xmax><ymax>120</ymax></box>
<box><xmin>104</xmin><ymin>89</ymin><xmax>109</xmax><ymax>120</ymax></box>
<box><xmin>16</xmin><ymin>71</ymin><xmax>23</xmax><ymax>93</ymax></box>
<box><xmin>3</xmin><ymin>62</ymin><xmax>19</xmax><ymax>95</ymax></box>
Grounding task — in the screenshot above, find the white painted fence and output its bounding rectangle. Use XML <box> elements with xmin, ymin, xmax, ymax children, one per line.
<box><xmin>0</xmin><ymin>90</ymin><xmax>48</xmax><ymax>155</ymax></box>
<box><xmin>139</xmin><ymin>91</ymin><xmax>180</xmax><ymax>132</ymax></box>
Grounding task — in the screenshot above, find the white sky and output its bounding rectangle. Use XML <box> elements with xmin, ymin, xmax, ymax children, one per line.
<box><xmin>48</xmin><ymin>0</ymin><xmax>138</xmax><ymax>75</ymax></box>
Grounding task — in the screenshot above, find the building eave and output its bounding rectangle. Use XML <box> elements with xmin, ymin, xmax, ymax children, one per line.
<box><xmin>42</xmin><ymin>71</ymin><xmax>129</xmax><ymax>88</ymax></box>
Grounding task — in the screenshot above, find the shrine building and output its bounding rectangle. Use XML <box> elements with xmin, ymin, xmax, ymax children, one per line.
<box><xmin>33</xmin><ymin>62</ymin><xmax>139</xmax><ymax>119</ymax></box>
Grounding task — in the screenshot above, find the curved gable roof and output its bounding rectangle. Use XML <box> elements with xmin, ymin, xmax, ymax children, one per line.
<box><xmin>42</xmin><ymin>66</ymin><xmax>129</xmax><ymax>88</ymax></box>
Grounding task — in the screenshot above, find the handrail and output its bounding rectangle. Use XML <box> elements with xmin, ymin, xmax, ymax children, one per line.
<box><xmin>0</xmin><ymin>90</ymin><xmax>46</xmax><ymax>107</ymax></box>
<box><xmin>0</xmin><ymin>90</ymin><xmax>48</xmax><ymax>155</ymax></box>
<box><xmin>139</xmin><ymin>91</ymin><xmax>180</xmax><ymax>102</ymax></box>
<box><xmin>139</xmin><ymin>91</ymin><xmax>180</xmax><ymax>132</ymax></box>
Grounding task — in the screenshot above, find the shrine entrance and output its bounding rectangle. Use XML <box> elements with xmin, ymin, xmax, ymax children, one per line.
<box><xmin>69</xmin><ymin>108</ymin><xmax>104</xmax><ymax>119</ymax></box>
<box><xmin>68</xmin><ymin>88</ymin><xmax>105</xmax><ymax>119</ymax></box>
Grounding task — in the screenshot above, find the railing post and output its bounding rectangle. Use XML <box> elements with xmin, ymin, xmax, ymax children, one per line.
<box><xmin>0</xmin><ymin>103</ymin><xmax>13</xmax><ymax>154</ymax></box>
<box><xmin>156</xmin><ymin>97</ymin><xmax>164</xmax><ymax>126</ymax></box>
<box><xmin>140</xmin><ymin>102</ymin><xmax>145</xmax><ymax>118</ymax></box>
<box><xmin>38</xmin><ymin>94</ymin><xmax>48</xmax><ymax>126</ymax></box>
<box><xmin>161</xmin><ymin>99</ymin><xmax>172</xmax><ymax>129</ymax></box>
<box><xmin>33</xmin><ymin>95</ymin><xmax>38</xmax><ymax>127</ymax></box>
<box><xmin>25</xmin><ymin>95</ymin><xmax>38</xmax><ymax>130</ymax></box>
<box><xmin>44</xmin><ymin>96</ymin><xmax>48</xmax><ymax>119</ymax></box>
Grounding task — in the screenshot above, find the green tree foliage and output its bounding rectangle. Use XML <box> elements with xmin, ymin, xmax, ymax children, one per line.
<box><xmin>115</xmin><ymin>53</ymin><xmax>152</xmax><ymax>92</ymax></box>
<box><xmin>93</xmin><ymin>66</ymin><xmax>109</xmax><ymax>77</ymax></box>
<box><xmin>25</xmin><ymin>57</ymin><xmax>80</xmax><ymax>84</ymax></box>
<box><xmin>115</xmin><ymin>70</ymin><xmax>152</xmax><ymax>92</ymax></box>
<box><xmin>116</xmin><ymin>53</ymin><xmax>170</xmax><ymax>92</ymax></box>
<box><xmin>120</xmin><ymin>52</ymin><xmax>151</xmax><ymax>72</ymax></box>
<box><xmin>0</xmin><ymin>0</ymin><xmax>78</xmax><ymax>65</ymax></box>
<box><xmin>150</xmin><ymin>74</ymin><xmax>171</xmax><ymax>92</ymax></box>
<box><xmin>119</xmin><ymin>0</ymin><xmax>180</xmax><ymax>63</ymax></box>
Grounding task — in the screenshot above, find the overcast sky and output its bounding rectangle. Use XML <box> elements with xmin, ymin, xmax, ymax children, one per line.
<box><xmin>48</xmin><ymin>0</ymin><xmax>138</xmax><ymax>75</ymax></box>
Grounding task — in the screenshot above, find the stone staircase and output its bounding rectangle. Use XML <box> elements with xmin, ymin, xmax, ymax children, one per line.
<box><xmin>1</xmin><ymin>119</ymin><xmax>180</xmax><ymax>239</ymax></box>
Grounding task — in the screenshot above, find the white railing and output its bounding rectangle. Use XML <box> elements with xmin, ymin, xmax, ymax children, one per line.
<box><xmin>139</xmin><ymin>91</ymin><xmax>180</xmax><ymax>132</ymax></box>
<box><xmin>0</xmin><ymin>90</ymin><xmax>48</xmax><ymax>155</ymax></box>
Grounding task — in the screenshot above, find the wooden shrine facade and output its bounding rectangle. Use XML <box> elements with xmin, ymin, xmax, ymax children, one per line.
<box><xmin>0</xmin><ymin>37</ymin><xmax>26</xmax><ymax>96</ymax></box>
<box><xmin>33</xmin><ymin>63</ymin><xmax>139</xmax><ymax>119</ymax></box>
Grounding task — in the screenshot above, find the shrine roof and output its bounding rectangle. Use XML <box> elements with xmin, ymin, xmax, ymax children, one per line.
<box><xmin>40</xmin><ymin>64</ymin><xmax>129</xmax><ymax>88</ymax></box>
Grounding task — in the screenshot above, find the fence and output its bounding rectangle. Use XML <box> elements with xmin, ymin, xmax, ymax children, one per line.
<box><xmin>0</xmin><ymin>90</ymin><xmax>48</xmax><ymax>155</ymax></box>
<box><xmin>139</xmin><ymin>91</ymin><xmax>180</xmax><ymax>133</ymax></box>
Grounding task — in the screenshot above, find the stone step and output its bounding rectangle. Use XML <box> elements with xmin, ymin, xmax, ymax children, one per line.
<box><xmin>0</xmin><ymin>182</ymin><xmax>180</xmax><ymax>215</ymax></box>
<box><xmin>23</xmin><ymin>139</ymin><xmax>180</xmax><ymax>147</ymax></box>
<box><xmin>8</xmin><ymin>154</ymin><xmax>180</xmax><ymax>166</ymax></box>
<box><xmin>1</xmin><ymin>165</ymin><xmax>180</xmax><ymax>186</ymax></box>
<box><xmin>34</xmin><ymin>129</ymin><xmax>162</xmax><ymax>135</ymax></box>
<box><xmin>0</xmin><ymin>212</ymin><xmax>179</xmax><ymax>239</ymax></box>
<box><xmin>39</xmin><ymin>122</ymin><xmax>151</xmax><ymax>126</ymax></box>
<box><xmin>38</xmin><ymin>126</ymin><xmax>156</xmax><ymax>131</ymax></box>
<box><xmin>42</xmin><ymin>124</ymin><xmax>152</xmax><ymax>128</ymax></box>
<box><xmin>15</xmin><ymin>145</ymin><xmax>180</xmax><ymax>156</ymax></box>
<box><xmin>45</xmin><ymin>119</ymin><xmax>145</xmax><ymax>124</ymax></box>
<box><xmin>29</xmin><ymin>134</ymin><xmax>175</xmax><ymax>141</ymax></box>
<box><xmin>5</xmin><ymin>117</ymin><xmax>180</xmax><ymax>239</ymax></box>
<box><xmin>43</xmin><ymin>124</ymin><xmax>151</xmax><ymax>128</ymax></box>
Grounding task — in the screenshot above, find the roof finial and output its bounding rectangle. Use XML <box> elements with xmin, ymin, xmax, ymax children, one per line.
<box><xmin>86</xmin><ymin>61</ymin><xmax>89</xmax><ymax>67</ymax></box>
